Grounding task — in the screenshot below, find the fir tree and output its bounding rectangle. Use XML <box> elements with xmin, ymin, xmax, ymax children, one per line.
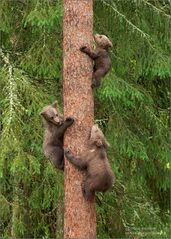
<box><xmin>0</xmin><ymin>0</ymin><xmax>170</xmax><ymax>238</ymax></box>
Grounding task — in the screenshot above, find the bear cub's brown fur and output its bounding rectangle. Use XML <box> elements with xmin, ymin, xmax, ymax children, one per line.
<box><xmin>41</xmin><ymin>101</ymin><xmax>74</xmax><ymax>170</ymax></box>
<box><xmin>65</xmin><ymin>124</ymin><xmax>114</xmax><ymax>199</ymax></box>
<box><xmin>80</xmin><ymin>34</ymin><xmax>112</xmax><ymax>88</ymax></box>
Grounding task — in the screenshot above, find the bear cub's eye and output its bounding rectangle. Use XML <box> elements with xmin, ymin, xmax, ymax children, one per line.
<box><xmin>51</xmin><ymin>116</ymin><xmax>54</xmax><ymax>119</ymax></box>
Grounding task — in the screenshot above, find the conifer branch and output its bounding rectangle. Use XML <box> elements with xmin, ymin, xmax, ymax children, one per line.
<box><xmin>100</xmin><ymin>0</ymin><xmax>150</xmax><ymax>40</ymax></box>
<box><xmin>0</xmin><ymin>48</ymin><xmax>17</xmax><ymax>126</ymax></box>
<box><xmin>142</xmin><ymin>0</ymin><xmax>171</xmax><ymax>18</ymax></box>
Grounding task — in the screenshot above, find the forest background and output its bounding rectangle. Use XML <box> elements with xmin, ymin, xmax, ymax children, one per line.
<box><xmin>0</xmin><ymin>0</ymin><xmax>170</xmax><ymax>238</ymax></box>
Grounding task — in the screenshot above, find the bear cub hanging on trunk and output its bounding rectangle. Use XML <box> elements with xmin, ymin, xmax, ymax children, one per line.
<box><xmin>80</xmin><ymin>34</ymin><xmax>113</xmax><ymax>88</ymax></box>
<box><xmin>64</xmin><ymin>124</ymin><xmax>114</xmax><ymax>199</ymax></box>
<box><xmin>41</xmin><ymin>101</ymin><xmax>74</xmax><ymax>170</ymax></box>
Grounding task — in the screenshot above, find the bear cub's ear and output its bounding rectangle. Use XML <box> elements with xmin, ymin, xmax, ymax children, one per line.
<box><xmin>52</xmin><ymin>101</ymin><xmax>58</xmax><ymax>108</ymax></box>
<box><xmin>40</xmin><ymin>110</ymin><xmax>46</xmax><ymax>117</ymax></box>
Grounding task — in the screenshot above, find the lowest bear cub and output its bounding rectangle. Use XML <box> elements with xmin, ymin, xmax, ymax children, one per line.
<box><xmin>65</xmin><ymin>124</ymin><xmax>114</xmax><ymax>199</ymax></box>
<box><xmin>80</xmin><ymin>34</ymin><xmax>113</xmax><ymax>88</ymax></box>
<box><xmin>41</xmin><ymin>101</ymin><xmax>74</xmax><ymax>170</ymax></box>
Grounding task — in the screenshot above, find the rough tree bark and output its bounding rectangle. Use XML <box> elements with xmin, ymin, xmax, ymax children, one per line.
<box><xmin>63</xmin><ymin>0</ymin><xmax>96</xmax><ymax>238</ymax></box>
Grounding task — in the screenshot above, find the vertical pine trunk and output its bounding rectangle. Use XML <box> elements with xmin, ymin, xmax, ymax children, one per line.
<box><xmin>63</xmin><ymin>0</ymin><xmax>96</xmax><ymax>238</ymax></box>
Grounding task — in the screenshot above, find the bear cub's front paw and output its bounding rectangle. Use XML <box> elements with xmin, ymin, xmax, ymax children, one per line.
<box><xmin>64</xmin><ymin>148</ymin><xmax>69</xmax><ymax>153</ymax></box>
<box><xmin>64</xmin><ymin>148</ymin><xmax>71</xmax><ymax>156</ymax></box>
<box><xmin>64</xmin><ymin>148</ymin><xmax>73</xmax><ymax>160</ymax></box>
<box><xmin>66</xmin><ymin>117</ymin><xmax>74</xmax><ymax>123</ymax></box>
<box><xmin>80</xmin><ymin>46</ymin><xmax>88</xmax><ymax>52</ymax></box>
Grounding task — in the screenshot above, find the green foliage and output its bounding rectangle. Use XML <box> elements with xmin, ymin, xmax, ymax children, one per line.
<box><xmin>0</xmin><ymin>0</ymin><xmax>170</xmax><ymax>238</ymax></box>
<box><xmin>24</xmin><ymin>0</ymin><xmax>63</xmax><ymax>30</ymax></box>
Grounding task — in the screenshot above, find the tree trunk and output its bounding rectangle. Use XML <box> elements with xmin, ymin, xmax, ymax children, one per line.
<box><xmin>63</xmin><ymin>0</ymin><xmax>96</xmax><ymax>238</ymax></box>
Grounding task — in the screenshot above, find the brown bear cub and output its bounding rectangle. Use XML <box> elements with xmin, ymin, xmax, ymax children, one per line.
<box><xmin>80</xmin><ymin>34</ymin><xmax>113</xmax><ymax>88</ymax></box>
<box><xmin>41</xmin><ymin>101</ymin><xmax>74</xmax><ymax>170</ymax></box>
<box><xmin>64</xmin><ymin>124</ymin><xmax>114</xmax><ymax>200</ymax></box>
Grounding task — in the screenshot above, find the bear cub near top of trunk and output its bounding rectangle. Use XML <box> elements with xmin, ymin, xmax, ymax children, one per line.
<box><xmin>40</xmin><ymin>101</ymin><xmax>74</xmax><ymax>170</ymax></box>
<box><xmin>64</xmin><ymin>124</ymin><xmax>115</xmax><ymax>200</ymax></box>
<box><xmin>80</xmin><ymin>34</ymin><xmax>113</xmax><ymax>88</ymax></box>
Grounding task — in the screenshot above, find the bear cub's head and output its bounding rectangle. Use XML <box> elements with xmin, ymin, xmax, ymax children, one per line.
<box><xmin>40</xmin><ymin>101</ymin><xmax>64</xmax><ymax>126</ymax></box>
<box><xmin>90</xmin><ymin>124</ymin><xmax>110</xmax><ymax>148</ymax></box>
<box><xmin>94</xmin><ymin>34</ymin><xmax>113</xmax><ymax>49</ymax></box>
